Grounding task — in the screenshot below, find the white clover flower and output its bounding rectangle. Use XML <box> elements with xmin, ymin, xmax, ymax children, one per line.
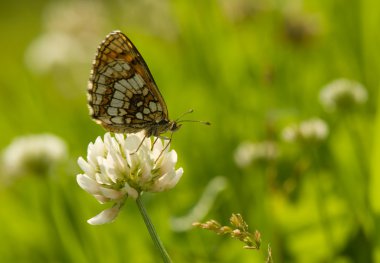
<box><xmin>77</xmin><ymin>132</ymin><xmax>183</xmax><ymax>225</ymax></box>
<box><xmin>282</xmin><ymin>118</ymin><xmax>329</xmax><ymax>143</ymax></box>
<box><xmin>234</xmin><ymin>141</ymin><xmax>278</xmax><ymax>168</ymax></box>
<box><xmin>1</xmin><ymin>134</ymin><xmax>67</xmax><ymax>180</ymax></box>
<box><xmin>319</xmin><ymin>78</ymin><xmax>368</xmax><ymax>112</ymax></box>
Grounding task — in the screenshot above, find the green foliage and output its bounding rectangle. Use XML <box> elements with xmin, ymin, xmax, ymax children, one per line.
<box><xmin>0</xmin><ymin>0</ymin><xmax>379</xmax><ymax>262</ymax></box>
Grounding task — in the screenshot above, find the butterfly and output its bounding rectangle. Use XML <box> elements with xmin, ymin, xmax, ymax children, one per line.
<box><xmin>88</xmin><ymin>30</ymin><xmax>182</xmax><ymax>139</ymax></box>
<box><xmin>88</xmin><ymin>30</ymin><xmax>210</xmax><ymax>153</ymax></box>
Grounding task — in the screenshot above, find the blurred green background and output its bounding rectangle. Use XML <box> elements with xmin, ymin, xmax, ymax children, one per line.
<box><xmin>0</xmin><ymin>0</ymin><xmax>379</xmax><ymax>262</ymax></box>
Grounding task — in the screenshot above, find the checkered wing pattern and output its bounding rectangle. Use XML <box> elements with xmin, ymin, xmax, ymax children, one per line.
<box><xmin>88</xmin><ymin>31</ymin><xmax>170</xmax><ymax>135</ymax></box>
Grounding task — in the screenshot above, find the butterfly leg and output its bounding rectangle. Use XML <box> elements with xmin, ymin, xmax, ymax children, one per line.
<box><xmin>131</xmin><ymin>134</ymin><xmax>148</xmax><ymax>155</ymax></box>
<box><xmin>151</xmin><ymin>135</ymin><xmax>172</xmax><ymax>150</ymax></box>
<box><xmin>151</xmin><ymin>137</ymin><xmax>160</xmax><ymax>151</ymax></box>
<box><xmin>154</xmin><ymin>133</ymin><xmax>173</xmax><ymax>163</ymax></box>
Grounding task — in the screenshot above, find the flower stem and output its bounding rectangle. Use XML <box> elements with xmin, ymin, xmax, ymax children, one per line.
<box><xmin>136</xmin><ymin>195</ymin><xmax>172</xmax><ymax>263</ymax></box>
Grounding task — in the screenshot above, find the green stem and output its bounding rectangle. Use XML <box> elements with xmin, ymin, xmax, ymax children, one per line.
<box><xmin>136</xmin><ymin>195</ymin><xmax>172</xmax><ymax>263</ymax></box>
<box><xmin>344</xmin><ymin>114</ymin><xmax>373</xmax><ymax>235</ymax></box>
<box><xmin>310</xmin><ymin>148</ymin><xmax>335</xmax><ymax>255</ymax></box>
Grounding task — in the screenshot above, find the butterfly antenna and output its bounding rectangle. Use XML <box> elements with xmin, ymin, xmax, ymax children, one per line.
<box><xmin>177</xmin><ymin>119</ymin><xmax>211</xmax><ymax>125</ymax></box>
<box><xmin>174</xmin><ymin>109</ymin><xmax>194</xmax><ymax>122</ymax></box>
<box><xmin>175</xmin><ymin>109</ymin><xmax>211</xmax><ymax>125</ymax></box>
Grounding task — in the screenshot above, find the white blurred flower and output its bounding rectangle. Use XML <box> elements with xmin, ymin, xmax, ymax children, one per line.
<box><xmin>77</xmin><ymin>132</ymin><xmax>183</xmax><ymax>225</ymax></box>
<box><xmin>282</xmin><ymin>12</ymin><xmax>320</xmax><ymax>45</ymax></box>
<box><xmin>219</xmin><ymin>0</ymin><xmax>273</xmax><ymax>22</ymax></box>
<box><xmin>282</xmin><ymin>118</ymin><xmax>329</xmax><ymax>143</ymax></box>
<box><xmin>42</xmin><ymin>1</ymin><xmax>107</xmax><ymax>38</ymax></box>
<box><xmin>1</xmin><ymin>134</ymin><xmax>67</xmax><ymax>179</ymax></box>
<box><xmin>25</xmin><ymin>33</ymin><xmax>85</xmax><ymax>73</ymax></box>
<box><xmin>25</xmin><ymin>1</ymin><xmax>108</xmax><ymax>74</ymax></box>
<box><xmin>319</xmin><ymin>78</ymin><xmax>368</xmax><ymax>112</ymax></box>
<box><xmin>234</xmin><ymin>141</ymin><xmax>277</xmax><ymax>168</ymax></box>
<box><xmin>118</xmin><ymin>0</ymin><xmax>178</xmax><ymax>40</ymax></box>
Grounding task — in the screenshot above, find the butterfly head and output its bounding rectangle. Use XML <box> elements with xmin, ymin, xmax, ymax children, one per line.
<box><xmin>159</xmin><ymin>119</ymin><xmax>182</xmax><ymax>134</ymax></box>
<box><xmin>169</xmin><ymin>121</ymin><xmax>182</xmax><ymax>132</ymax></box>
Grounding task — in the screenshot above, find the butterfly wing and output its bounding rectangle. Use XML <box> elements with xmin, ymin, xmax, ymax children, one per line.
<box><xmin>88</xmin><ymin>31</ymin><xmax>169</xmax><ymax>133</ymax></box>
